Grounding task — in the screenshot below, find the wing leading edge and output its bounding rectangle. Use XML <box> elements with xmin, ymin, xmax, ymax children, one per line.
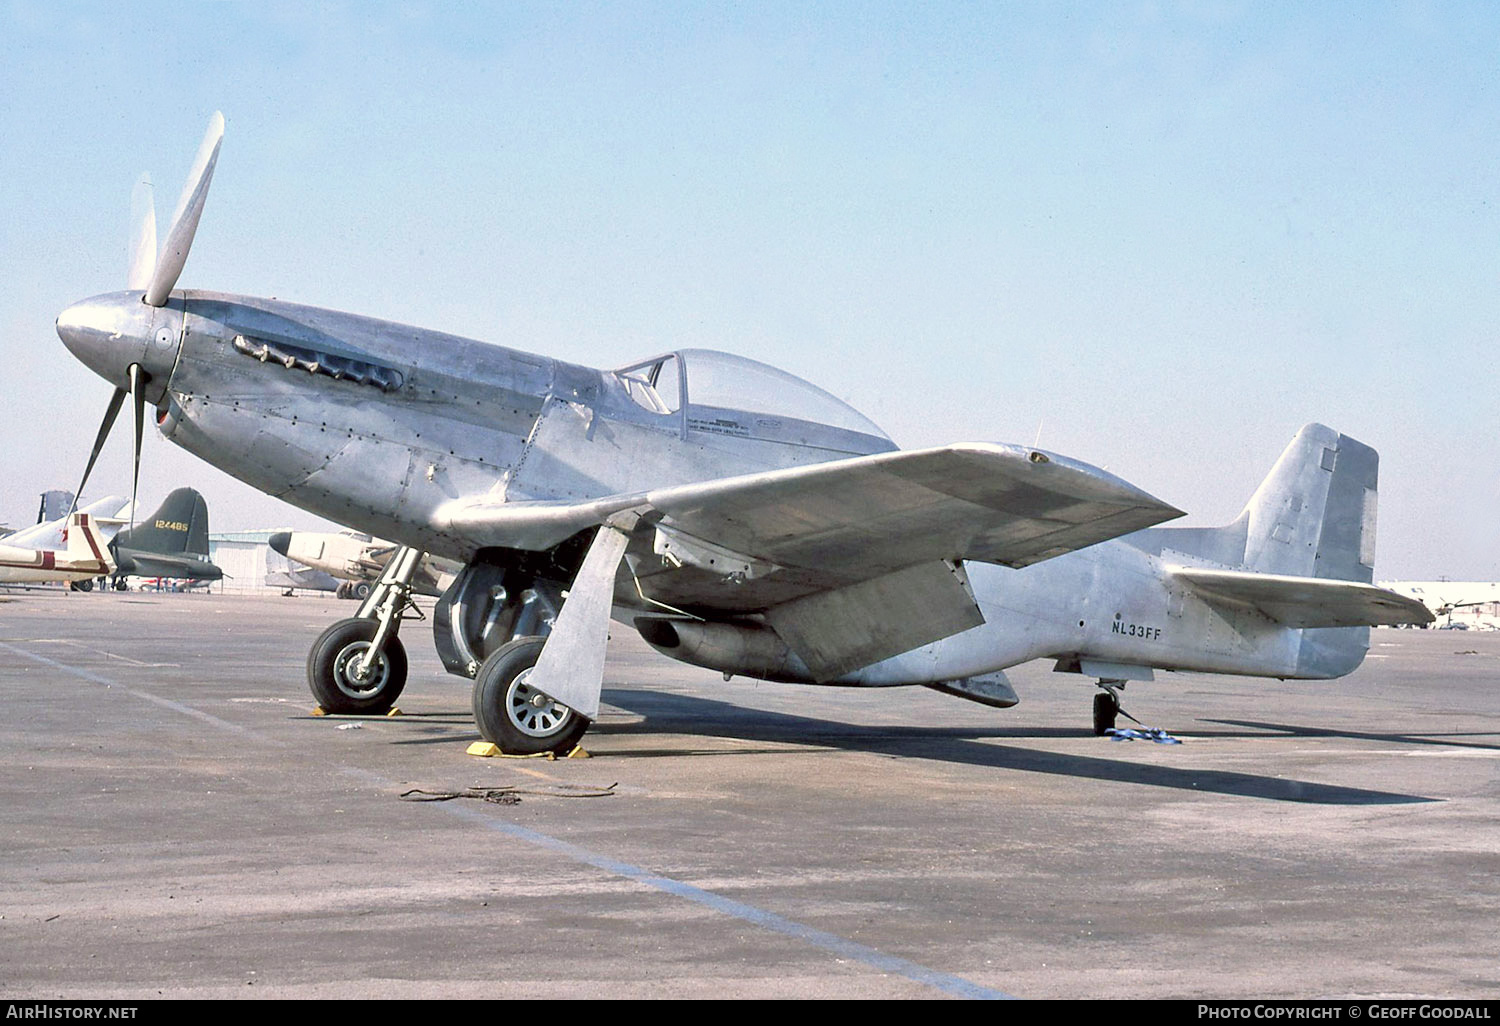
<box><xmin>437</xmin><ymin>442</ymin><xmax>1184</xmax><ymax>578</ymax></box>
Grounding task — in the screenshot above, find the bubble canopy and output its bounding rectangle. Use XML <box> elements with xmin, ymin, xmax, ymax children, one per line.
<box><xmin>616</xmin><ymin>348</ymin><xmax>890</xmax><ymax>441</ymax></box>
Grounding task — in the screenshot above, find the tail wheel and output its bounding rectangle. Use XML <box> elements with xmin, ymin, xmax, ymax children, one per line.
<box><xmin>307</xmin><ymin>617</ymin><xmax>408</xmax><ymax>715</ymax></box>
<box><xmin>472</xmin><ymin>636</ymin><xmax>590</xmax><ymax>756</ymax></box>
<box><xmin>1092</xmin><ymin>692</ymin><xmax>1119</xmax><ymax>736</ymax></box>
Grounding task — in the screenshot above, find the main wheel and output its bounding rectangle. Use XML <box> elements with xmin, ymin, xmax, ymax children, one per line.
<box><xmin>69</xmin><ymin>579</ymin><xmax>93</xmax><ymax>592</ymax></box>
<box><xmin>1092</xmin><ymin>692</ymin><xmax>1119</xmax><ymax>736</ymax></box>
<box><xmin>472</xmin><ymin>636</ymin><xmax>589</xmax><ymax>756</ymax></box>
<box><xmin>307</xmin><ymin>617</ymin><xmax>408</xmax><ymax>715</ymax></box>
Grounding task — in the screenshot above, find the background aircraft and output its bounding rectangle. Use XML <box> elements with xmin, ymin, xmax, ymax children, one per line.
<box><xmin>54</xmin><ymin>113</ymin><xmax>1431</xmax><ymax>756</ymax></box>
<box><xmin>5</xmin><ymin>494</ymin><xmax>130</xmax><ymax>552</ymax></box>
<box><xmin>265</xmin><ymin>563</ymin><xmax>341</xmax><ymax>595</ymax></box>
<box><xmin>1</xmin><ymin>495</ymin><xmax>129</xmax><ymax>590</ymax></box>
<box><xmin>1377</xmin><ymin>581</ymin><xmax>1500</xmax><ymax>628</ymax></box>
<box><xmin>0</xmin><ymin>513</ymin><xmax>113</xmax><ymax>586</ymax></box>
<box><xmin>107</xmin><ymin>487</ymin><xmax>223</xmax><ymax>591</ymax></box>
<box><xmin>268</xmin><ymin>528</ymin><xmax>459</xmax><ymax>599</ymax></box>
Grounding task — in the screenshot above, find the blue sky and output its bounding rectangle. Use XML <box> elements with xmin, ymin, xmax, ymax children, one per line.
<box><xmin>1</xmin><ymin>1</ymin><xmax>1495</xmax><ymax>578</ymax></box>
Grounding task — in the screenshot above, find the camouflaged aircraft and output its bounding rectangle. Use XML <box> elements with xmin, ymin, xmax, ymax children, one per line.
<box><xmin>54</xmin><ymin>113</ymin><xmax>1432</xmax><ymax>755</ymax></box>
<box><xmin>107</xmin><ymin>487</ymin><xmax>223</xmax><ymax>590</ymax></box>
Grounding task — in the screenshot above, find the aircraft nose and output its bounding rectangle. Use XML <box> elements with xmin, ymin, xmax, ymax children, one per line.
<box><xmin>56</xmin><ymin>292</ymin><xmax>145</xmax><ymax>389</ymax></box>
<box><xmin>55</xmin><ymin>298</ymin><xmax>103</xmax><ymax>364</ymax></box>
<box><xmin>56</xmin><ymin>291</ymin><xmax>180</xmax><ymax>403</ymax></box>
<box><xmin>268</xmin><ymin>532</ymin><xmax>292</xmax><ymax>557</ymax></box>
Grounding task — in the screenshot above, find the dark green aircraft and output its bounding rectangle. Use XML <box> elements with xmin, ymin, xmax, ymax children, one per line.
<box><xmin>108</xmin><ymin>487</ymin><xmax>223</xmax><ymax>590</ymax></box>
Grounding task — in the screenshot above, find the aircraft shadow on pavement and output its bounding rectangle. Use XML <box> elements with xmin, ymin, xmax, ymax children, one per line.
<box><xmin>594</xmin><ymin>689</ymin><xmax>1437</xmax><ymax>806</ymax></box>
<box><xmin>1204</xmin><ymin>719</ymin><xmax>1500</xmax><ymax>752</ymax></box>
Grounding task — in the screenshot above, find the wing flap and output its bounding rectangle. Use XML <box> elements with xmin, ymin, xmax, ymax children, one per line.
<box><xmin>764</xmin><ymin>561</ymin><xmax>984</xmax><ymax>681</ymax></box>
<box><xmin>1172</xmin><ymin>567</ymin><xmax>1434</xmax><ymax>628</ymax></box>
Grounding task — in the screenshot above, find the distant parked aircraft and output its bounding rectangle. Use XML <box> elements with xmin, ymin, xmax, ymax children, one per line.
<box><xmin>1378</xmin><ymin>581</ymin><xmax>1500</xmax><ymax>626</ymax></box>
<box><xmin>108</xmin><ymin>488</ymin><xmax>223</xmax><ymax>590</ymax></box>
<box><xmin>5</xmin><ymin>495</ymin><xmax>130</xmax><ymax>552</ymax></box>
<box><xmin>0</xmin><ymin>496</ymin><xmax>129</xmax><ymax>590</ymax></box>
<box><xmin>269</xmin><ymin>529</ymin><xmax>458</xmax><ymax>599</ymax></box>
<box><xmin>0</xmin><ymin>513</ymin><xmax>113</xmax><ymax>586</ymax></box>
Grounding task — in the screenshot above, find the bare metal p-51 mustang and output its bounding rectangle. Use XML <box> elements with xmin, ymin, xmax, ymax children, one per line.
<box><xmin>55</xmin><ymin>113</ymin><xmax>1431</xmax><ymax>754</ymax></box>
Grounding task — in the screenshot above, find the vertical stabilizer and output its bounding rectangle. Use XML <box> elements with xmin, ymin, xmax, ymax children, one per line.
<box><xmin>1141</xmin><ymin>424</ymin><xmax>1385</xmax><ymax>678</ymax></box>
<box><xmin>1236</xmin><ymin>424</ymin><xmax>1380</xmax><ymax>677</ymax></box>
<box><xmin>112</xmin><ymin>487</ymin><xmax>211</xmax><ymax>557</ymax></box>
<box><xmin>38</xmin><ymin>490</ymin><xmax>74</xmax><ymax>526</ymax></box>
<box><xmin>63</xmin><ymin>513</ymin><xmax>114</xmax><ymax>574</ymax></box>
<box><xmin>1235</xmin><ymin>424</ymin><xmax>1378</xmax><ymax>584</ymax></box>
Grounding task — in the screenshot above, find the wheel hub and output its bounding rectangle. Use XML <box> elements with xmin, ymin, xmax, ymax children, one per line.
<box><xmin>333</xmin><ymin>640</ymin><xmax>388</xmax><ymax>699</ymax></box>
<box><xmin>506</xmin><ymin>668</ymin><xmax>573</xmax><ymax>738</ymax></box>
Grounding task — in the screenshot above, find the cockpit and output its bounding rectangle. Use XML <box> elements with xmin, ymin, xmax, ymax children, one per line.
<box><xmin>615</xmin><ymin>349</ymin><xmax>893</xmax><ymax>455</ymax></box>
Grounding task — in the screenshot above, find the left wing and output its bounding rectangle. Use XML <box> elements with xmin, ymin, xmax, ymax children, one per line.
<box><xmin>438</xmin><ymin>442</ymin><xmax>1183</xmax><ymax>578</ymax></box>
<box><xmin>439</xmin><ymin>443</ymin><xmax>1183</xmax><ymax>701</ymax></box>
<box><xmin>1171</xmin><ymin>567</ymin><xmax>1434</xmax><ymax>628</ymax></box>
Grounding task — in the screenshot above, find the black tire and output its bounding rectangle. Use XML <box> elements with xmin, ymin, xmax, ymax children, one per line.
<box><xmin>352</xmin><ymin>581</ymin><xmax>373</xmax><ymax>601</ymax></box>
<box><xmin>472</xmin><ymin>636</ymin><xmax>589</xmax><ymax>756</ymax></box>
<box><xmin>307</xmin><ymin>617</ymin><xmax>408</xmax><ymax>715</ymax></box>
<box><xmin>70</xmin><ymin>579</ymin><xmax>93</xmax><ymax>592</ymax></box>
<box><xmin>112</xmin><ymin>577</ymin><xmax>128</xmax><ymax>592</ymax></box>
<box><xmin>1092</xmin><ymin>692</ymin><xmax>1119</xmax><ymax>736</ymax></box>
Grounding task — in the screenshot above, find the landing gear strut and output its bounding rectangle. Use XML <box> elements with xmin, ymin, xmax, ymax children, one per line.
<box><xmin>306</xmin><ymin>546</ymin><xmax>423</xmax><ymax>714</ymax></box>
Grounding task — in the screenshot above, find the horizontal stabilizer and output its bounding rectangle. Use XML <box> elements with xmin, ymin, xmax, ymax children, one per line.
<box><xmin>1171</xmin><ymin>567</ymin><xmax>1434</xmax><ymax>628</ymax></box>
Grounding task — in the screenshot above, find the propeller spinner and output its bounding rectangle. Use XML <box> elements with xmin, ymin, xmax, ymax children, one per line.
<box><xmin>56</xmin><ymin>111</ymin><xmax>224</xmax><ymax>530</ymax></box>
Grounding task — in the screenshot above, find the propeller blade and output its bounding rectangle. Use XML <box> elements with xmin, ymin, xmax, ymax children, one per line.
<box><xmin>128</xmin><ymin>364</ymin><xmax>146</xmax><ymax>536</ymax></box>
<box><xmin>63</xmin><ymin>387</ymin><xmax>128</xmax><ymax>523</ymax></box>
<box><xmin>127</xmin><ymin>174</ymin><xmax>157</xmax><ymax>291</ymax></box>
<box><xmin>144</xmin><ymin>111</ymin><xmax>224</xmax><ymax>307</ymax></box>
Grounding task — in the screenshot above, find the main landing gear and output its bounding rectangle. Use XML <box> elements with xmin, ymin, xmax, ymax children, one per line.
<box><xmin>303</xmin><ymin>527</ymin><xmax>621</xmax><ymax>757</ymax></box>
<box><xmin>470</xmin><ymin>636</ymin><xmax>589</xmax><ymax>756</ymax></box>
<box><xmin>306</xmin><ymin>546</ymin><xmax>422</xmax><ymax>715</ymax></box>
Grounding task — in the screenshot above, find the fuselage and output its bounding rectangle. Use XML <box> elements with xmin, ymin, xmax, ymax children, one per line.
<box><xmin>111</xmin><ymin>548</ymin><xmax>223</xmax><ymax>582</ymax></box>
<box><xmin>57</xmin><ymin>288</ymin><xmax>1349</xmax><ymax>687</ymax></box>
